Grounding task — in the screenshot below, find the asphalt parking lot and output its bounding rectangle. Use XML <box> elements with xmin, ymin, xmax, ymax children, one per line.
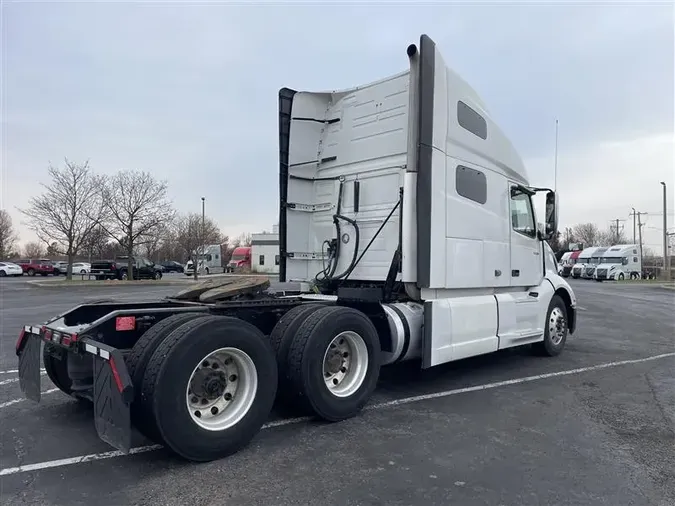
<box><xmin>0</xmin><ymin>278</ymin><xmax>673</xmax><ymax>506</ymax></box>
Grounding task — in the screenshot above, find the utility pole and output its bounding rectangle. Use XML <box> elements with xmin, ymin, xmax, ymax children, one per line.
<box><xmin>610</xmin><ymin>218</ymin><xmax>625</xmax><ymax>245</ymax></box>
<box><xmin>629</xmin><ymin>208</ymin><xmax>637</xmax><ymax>244</ymax></box>
<box><xmin>637</xmin><ymin>212</ymin><xmax>646</xmax><ymax>276</ymax></box>
<box><xmin>660</xmin><ymin>182</ymin><xmax>669</xmax><ymax>280</ymax></box>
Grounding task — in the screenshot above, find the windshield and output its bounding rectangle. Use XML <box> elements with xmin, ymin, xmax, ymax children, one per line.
<box><xmin>231</xmin><ymin>254</ymin><xmax>247</xmax><ymax>261</ymax></box>
<box><xmin>590</xmin><ymin>257</ymin><xmax>602</xmax><ymax>264</ymax></box>
<box><xmin>602</xmin><ymin>257</ymin><xmax>624</xmax><ymax>264</ymax></box>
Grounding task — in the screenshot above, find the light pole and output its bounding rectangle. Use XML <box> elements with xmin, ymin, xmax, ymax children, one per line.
<box><xmin>661</xmin><ymin>182</ymin><xmax>669</xmax><ymax>280</ymax></box>
<box><xmin>194</xmin><ymin>197</ymin><xmax>205</xmax><ymax>281</ymax></box>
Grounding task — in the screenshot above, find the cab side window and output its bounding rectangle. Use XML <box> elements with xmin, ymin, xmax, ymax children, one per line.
<box><xmin>510</xmin><ymin>188</ymin><xmax>536</xmax><ymax>238</ymax></box>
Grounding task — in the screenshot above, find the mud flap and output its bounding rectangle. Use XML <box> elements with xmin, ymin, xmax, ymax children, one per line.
<box><xmin>84</xmin><ymin>339</ymin><xmax>135</xmax><ymax>453</ymax></box>
<box><xmin>18</xmin><ymin>331</ymin><xmax>43</xmax><ymax>403</ymax></box>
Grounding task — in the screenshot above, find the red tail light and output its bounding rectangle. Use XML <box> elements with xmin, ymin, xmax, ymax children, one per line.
<box><xmin>115</xmin><ymin>316</ymin><xmax>136</xmax><ymax>331</ymax></box>
<box><xmin>62</xmin><ymin>333</ymin><xmax>78</xmax><ymax>346</ymax></box>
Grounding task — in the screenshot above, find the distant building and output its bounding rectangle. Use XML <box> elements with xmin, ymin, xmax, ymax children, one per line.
<box><xmin>251</xmin><ymin>224</ymin><xmax>279</xmax><ymax>274</ymax></box>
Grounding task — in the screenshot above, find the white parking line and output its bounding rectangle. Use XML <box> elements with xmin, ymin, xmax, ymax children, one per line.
<box><xmin>0</xmin><ymin>351</ymin><xmax>673</xmax><ymax>477</ymax></box>
<box><xmin>0</xmin><ymin>388</ymin><xmax>59</xmax><ymax>409</ymax></box>
<box><xmin>0</xmin><ymin>372</ymin><xmax>46</xmax><ymax>386</ymax></box>
<box><xmin>0</xmin><ymin>369</ymin><xmax>46</xmax><ymax>375</ymax></box>
<box><xmin>577</xmin><ymin>306</ymin><xmax>588</xmax><ymax>311</ymax></box>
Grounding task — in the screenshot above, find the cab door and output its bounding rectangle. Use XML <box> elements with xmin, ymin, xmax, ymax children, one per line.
<box><xmin>509</xmin><ymin>184</ymin><xmax>543</xmax><ymax>288</ymax></box>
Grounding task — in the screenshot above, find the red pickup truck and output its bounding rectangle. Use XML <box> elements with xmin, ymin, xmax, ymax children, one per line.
<box><xmin>16</xmin><ymin>258</ymin><xmax>56</xmax><ymax>276</ymax></box>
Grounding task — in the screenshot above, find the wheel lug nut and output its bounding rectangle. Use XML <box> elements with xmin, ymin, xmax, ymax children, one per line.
<box><xmin>212</xmin><ymin>363</ymin><xmax>219</xmax><ymax>369</ymax></box>
<box><xmin>229</xmin><ymin>374</ymin><xmax>237</xmax><ymax>382</ymax></box>
<box><xmin>211</xmin><ymin>406</ymin><xmax>219</xmax><ymax>415</ymax></box>
<box><xmin>340</xmin><ymin>367</ymin><xmax>346</xmax><ymax>373</ymax></box>
<box><xmin>202</xmin><ymin>361</ymin><xmax>209</xmax><ymax>367</ymax></box>
<box><xmin>191</xmin><ymin>397</ymin><xmax>198</xmax><ymax>403</ymax></box>
<box><xmin>194</xmin><ymin>411</ymin><xmax>201</xmax><ymax>418</ymax></box>
<box><xmin>224</xmin><ymin>358</ymin><xmax>232</xmax><ymax>365</ymax></box>
<box><xmin>200</xmin><ymin>398</ymin><xmax>208</xmax><ymax>405</ymax></box>
<box><xmin>224</xmin><ymin>393</ymin><xmax>232</xmax><ymax>401</ymax></box>
<box><xmin>332</xmin><ymin>378</ymin><xmax>338</xmax><ymax>385</ymax></box>
<box><xmin>343</xmin><ymin>352</ymin><xmax>349</xmax><ymax>358</ymax></box>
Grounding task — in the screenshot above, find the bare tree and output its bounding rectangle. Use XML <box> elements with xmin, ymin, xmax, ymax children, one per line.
<box><xmin>0</xmin><ymin>209</ymin><xmax>19</xmax><ymax>259</ymax></box>
<box><xmin>19</xmin><ymin>160</ymin><xmax>106</xmax><ymax>279</ymax></box>
<box><xmin>23</xmin><ymin>241</ymin><xmax>45</xmax><ymax>258</ymax></box>
<box><xmin>232</xmin><ymin>232</ymin><xmax>252</xmax><ymax>248</ymax></box>
<box><xmin>561</xmin><ymin>227</ymin><xmax>576</xmax><ymax>250</ymax></box>
<box><xmin>173</xmin><ymin>213</ymin><xmax>224</xmax><ymax>280</ymax></box>
<box><xmin>572</xmin><ymin>223</ymin><xmax>600</xmax><ymax>248</ymax></box>
<box><xmin>100</xmin><ymin>170</ymin><xmax>175</xmax><ymax>280</ymax></box>
<box><xmin>596</xmin><ymin>227</ymin><xmax>628</xmax><ymax>247</ymax></box>
<box><xmin>83</xmin><ymin>226</ymin><xmax>110</xmax><ymax>261</ymax></box>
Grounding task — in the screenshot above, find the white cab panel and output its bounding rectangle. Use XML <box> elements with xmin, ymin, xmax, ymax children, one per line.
<box><xmin>495</xmin><ymin>279</ymin><xmax>553</xmax><ymax>349</ymax></box>
<box><xmin>284</xmin><ymin>73</ymin><xmax>408</xmax><ymax>282</ymax></box>
<box><xmin>422</xmin><ymin>295</ymin><xmax>498</xmax><ymax>368</ymax></box>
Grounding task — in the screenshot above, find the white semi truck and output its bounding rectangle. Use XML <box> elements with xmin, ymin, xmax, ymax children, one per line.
<box><xmin>571</xmin><ymin>246</ymin><xmax>599</xmax><ymax>279</ymax></box>
<box><xmin>593</xmin><ymin>244</ymin><xmax>642</xmax><ymax>281</ymax></box>
<box><xmin>185</xmin><ymin>244</ymin><xmax>224</xmax><ymax>275</ymax></box>
<box><xmin>581</xmin><ymin>246</ymin><xmax>608</xmax><ymax>279</ymax></box>
<box><xmin>16</xmin><ymin>35</ymin><xmax>577</xmax><ymax>463</ymax></box>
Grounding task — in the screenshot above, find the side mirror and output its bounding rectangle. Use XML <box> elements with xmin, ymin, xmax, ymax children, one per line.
<box><xmin>544</xmin><ymin>191</ymin><xmax>558</xmax><ymax>239</ymax></box>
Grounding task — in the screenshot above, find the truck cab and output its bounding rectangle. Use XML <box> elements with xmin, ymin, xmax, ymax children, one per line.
<box><xmin>280</xmin><ymin>34</ymin><xmax>576</xmax><ymax>367</ymax></box>
<box><xmin>224</xmin><ymin>246</ymin><xmax>251</xmax><ymax>273</ymax></box>
<box><xmin>560</xmin><ymin>249</ymin><xmax>582</xmax><ymax>278</ymax></box>
<box><xmin>581</xmin><ymin>246</ymin><xmax>608</xmax><ymax>279</ymax></box>
<box><xmin>571</xmin><ymin>247</ymin><xmax>598</xmax><ymax>279</ymax></box>
<box><xmin>594</xmin><ymin>244</ymin><xmax>641</xmax><ymax>281</ymax></box>
<box><xmin>185</xmin><ymin>244</ymin><xmax>223</xmax><ymax>276</ymax></box>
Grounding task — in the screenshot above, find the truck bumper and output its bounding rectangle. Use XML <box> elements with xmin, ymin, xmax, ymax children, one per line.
<box><xmin>16</xmin><ymin>327</ymin><xmax>134</xmax><ymax>453</ymax></box>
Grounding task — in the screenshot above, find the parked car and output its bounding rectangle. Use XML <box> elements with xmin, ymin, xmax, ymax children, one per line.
<box><xmin>90</xmin><ymin>256</ymin><xmax>163</xmax><ymax>280</ymax></box>
<box><xmin>51</xmin><ymin>261</ymin><xmax>69</xmax><ymax>275</ymax></box>
<box><xmin>161</xmin><ymin>261</ymin><xmax>184</xmax><ymax>273</ymax></box>
<box><xmin>72</xmin><ymin>262</ymin><xmax>91</xmax><ymax>275</ymax></box>
<box><xmin>16</xmin><ymin>259</ymin><xmax>55</xmax><ymax>276</ymax></box>
<box><xmin>0</xmin><ymin>262</ymin><xmax>24</xmax><ymax>277</ymax></box>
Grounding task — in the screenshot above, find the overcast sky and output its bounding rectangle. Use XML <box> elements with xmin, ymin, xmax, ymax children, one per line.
<box><xmin>2</xmin><ymin>1</ymin><xmax>673</xmax><ymax>254</ymax></box>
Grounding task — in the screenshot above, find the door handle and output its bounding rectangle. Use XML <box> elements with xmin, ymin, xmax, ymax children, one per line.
<box><xmin>533</xmin><ymin>251</ymin><xmax>540</xmax><ymax>256</ymax></box>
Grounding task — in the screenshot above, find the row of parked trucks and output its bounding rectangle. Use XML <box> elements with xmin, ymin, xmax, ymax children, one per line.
<box><xmin>558</xmin><ymin>244</ymin><xmax>642</xmax><ymax>281</ymax></box>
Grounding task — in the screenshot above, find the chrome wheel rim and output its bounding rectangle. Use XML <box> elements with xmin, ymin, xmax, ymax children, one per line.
<box><xmin>322</xmin><ymin>331</ymin><xmax>368</xmax><ymax>398</ymax></box>
<box><xmin>185</xmin><ymin>347</ymin><xmax>258</xmax><ymax>431</ymax></box>
<box><xmin>549</xmin><ymin>307</ymin><xmax>567</xmax><ymax>346</ymax></box>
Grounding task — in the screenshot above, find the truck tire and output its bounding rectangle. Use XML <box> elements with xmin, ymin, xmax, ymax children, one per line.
<box><xmin>141</xmin><ymin>315</ymin><xmax>278</xmax><ymax>462</ymax></box>
<box><xmin>533</xmin><ymin>295</ymin><xmax>568</xmax><ymax>357</ymax></box>
<box><xmin>269</xmin><ymin>303</ymin><xmax>325</xmax><ymax>403</ymax></box>
<box><xmin>286</xmin><ymin>305</ymin><xmax>381</xmax><ymax>422</ymax></box>
<box><xmin>127</xmin><ymin>312</ymin><xmax>209</xmax><ymax>442</ymax></box>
